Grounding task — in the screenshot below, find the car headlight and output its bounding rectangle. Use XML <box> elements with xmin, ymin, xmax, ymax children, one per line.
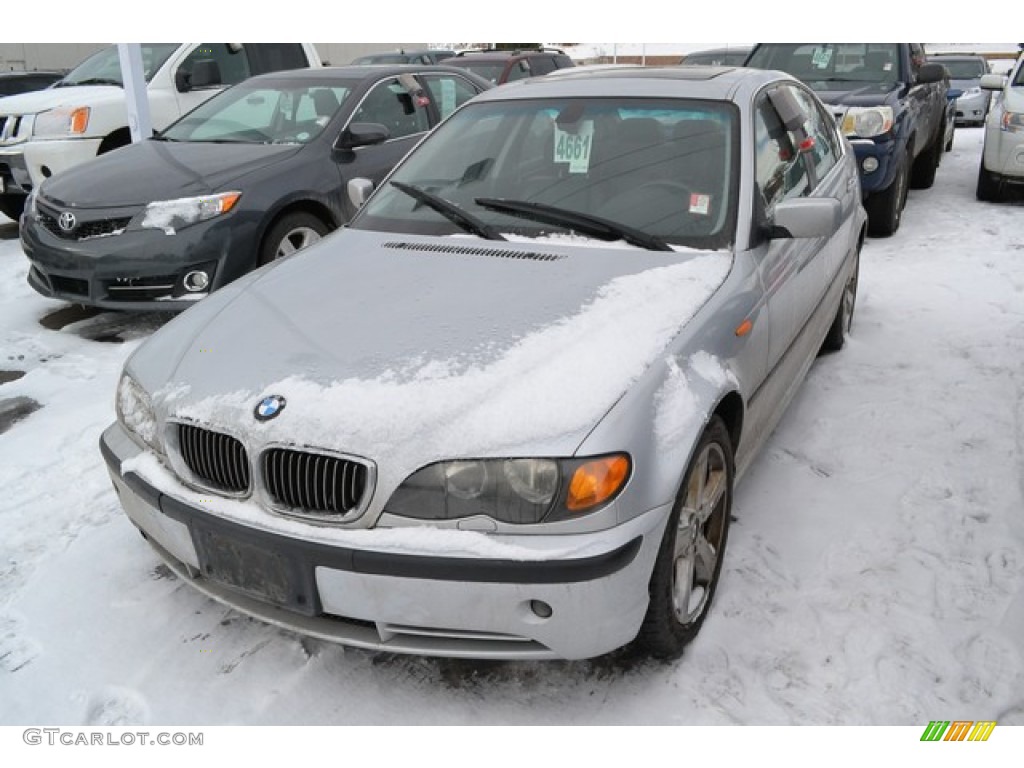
<box><xmin>841</xmin><ymin>107</ymin><xmax>894</xmax><ymax>138</ymax></box>
<box><xmin>384</xmin><ymin>454</ymin><xmax>630</xmax><ymax>525</ymax></box>
<box><xmin>964</xmin><ymin>87</ymin><xmax>982</xmax><ymax>97</ymax></box>
<box><xmin>116</xmin><ymin>372</ymin><xmax>162</xmax><ymax>454</ymax></box>
<box><xmin>137</xmin><ymin>191</ymin><xmax>242</xmax><ymax>235</ymax></box>
<box><xmin>1001</xmin><ymin>110</ymin><xmax>1024</xmax><ymax>133</ymax></box>
<box><xmin>33</xmin><ymin>106</ymin><xmax>91</xmax><ymax>137</ymax></box>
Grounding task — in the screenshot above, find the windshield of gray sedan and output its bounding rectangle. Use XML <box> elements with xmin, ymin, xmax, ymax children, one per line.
<box><xmin>160</xmin><ymin>80</ymin><xmax>357</xmax><ymax>144</ymax></box>
<box><xmin>352</xmin><ymin>97</ymin><xmax>739</xmax><ymax>249</ymax></box>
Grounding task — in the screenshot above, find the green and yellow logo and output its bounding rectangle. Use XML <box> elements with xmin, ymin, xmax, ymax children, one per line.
<box><xmin>920</xmin><ymin>721</ymin><xmax>997</xmax><ymax>742</ymax></box>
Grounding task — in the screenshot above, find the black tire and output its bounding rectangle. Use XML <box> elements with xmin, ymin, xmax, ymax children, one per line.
<box><xmin>634</xmin><ymin>416</ymin><xmax>733</xmax><ymax>659</ymax></box>
<box><xmin>865</xmin><ymin>155</ymin><xmax>909</xmax><ymax>238</ymax></box>
<box><xmin>821</xmin><ymin>242</ymin><xmax>860</xmax><ymax>353</ymax></box>
<box><xmin>944</xmin><ymin>127</ymin><xmax>954</xmax><ymax>153</ymax></box>
<box><xmin>910</xmin><ymin>127</ymin><xmax>942</xmax><ymax>190</ymax></box>
<box><xmin>257</xmin><ymin>212</ymin><xmax>330</xmax><ymax>267</ymax></box>
<box><xmin>0</xmin><ymin>193</ymin><xmax>26</xmax><ymax>222</ymax></box>
<box><xmin>976</xmin><ymin>163</ymin><xmax>1002</xmax><ymax>203</ymax></box>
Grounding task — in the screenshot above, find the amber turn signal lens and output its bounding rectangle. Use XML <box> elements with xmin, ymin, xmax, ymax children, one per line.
<box><xmin>567</xmin><ymin>455</ymin><xmax>630</xmax><ymax>511</ymax></box>
<box><xmin>69</xmin><ymin>107</ymin><xmax>90</xmax><ymax>134</ymax></box>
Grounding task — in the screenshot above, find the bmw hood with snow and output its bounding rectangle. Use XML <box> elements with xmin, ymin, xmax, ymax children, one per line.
<box><xmin>101</xmin><ymin>66</ymin><xmax>866</xmax><ymax>660</ymax></box>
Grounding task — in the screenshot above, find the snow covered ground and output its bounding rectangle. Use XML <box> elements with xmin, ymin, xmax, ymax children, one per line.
<box><xmin>0</xmin><ymin>125</ymin><xmax>1022</xmax><ymax>730</ymax></box>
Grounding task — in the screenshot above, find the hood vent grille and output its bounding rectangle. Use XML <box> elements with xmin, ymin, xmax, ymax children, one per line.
<box><xmin>383</xmin><ymin>241</ymin><xmax>565</xmax><ymax>262</ymax></box>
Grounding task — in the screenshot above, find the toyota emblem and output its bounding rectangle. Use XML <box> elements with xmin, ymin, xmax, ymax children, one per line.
<box><xmin>58</xmin><ymin>212</ymin><xmax>76</xmax><ymax>231</ymax></box>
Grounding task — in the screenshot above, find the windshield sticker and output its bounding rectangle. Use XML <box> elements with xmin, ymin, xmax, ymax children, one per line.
<box><xmin>554</xmin><ymin>120</ymin><xmax>594</xmax><ymax>174</ymax></box>
<box><xmin>689</xmin><ymin>193</ymin><xmax>711</xmax><ymax>216</ymax></box>
<box><xmin>811</xmin><ymin>47</ymin><xmax>833</xmax><ymax>69</ymax></box>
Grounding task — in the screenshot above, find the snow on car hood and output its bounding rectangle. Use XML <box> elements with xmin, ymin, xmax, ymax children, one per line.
<box><xmin>141</xmin><ymin>229</ymin><xmax>732</xmax><ymax>502</ymax></box>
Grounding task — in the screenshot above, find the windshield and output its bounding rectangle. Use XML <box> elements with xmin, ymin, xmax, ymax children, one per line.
<box><xmin>747</xmin><ymin>44</ymin><xmax>903</xmax><ymax>85</ymax></box>
<box><xmin>938</xmin><ymin>59</ymin><xmax>987</xmax><ymax>80</ymax></box>
<box><xmin>160</xmin><ymin>79</ymin><xmax>357</xmax><ymax>144</ymax></box>
<box><xmin>351</xmin><ymin>97</ymin><xmax>739</xmax><ymax>250</ymax></box>
<box><xmin>58</xmin><ymin>44</ymin><xmax>180</xmax><ymax>87</ymax></box>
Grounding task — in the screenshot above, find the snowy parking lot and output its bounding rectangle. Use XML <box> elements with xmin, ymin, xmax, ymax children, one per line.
<box><xmin>1</xmin><ymin>125</ymin><xmax>1022</xmax><ymax>726</ymax></box>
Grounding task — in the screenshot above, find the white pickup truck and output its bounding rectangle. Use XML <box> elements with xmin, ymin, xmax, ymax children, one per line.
<box><xmin>0</xmin><ymin>43</ymin><xmax>322</xmax><ymax>221</ymax></box>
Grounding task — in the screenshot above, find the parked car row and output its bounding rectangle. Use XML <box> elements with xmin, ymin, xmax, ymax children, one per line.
<box><xmin>5</xmin><ymin>42</ymin><xmax>1003</xmax><ymax>662</ymax></box>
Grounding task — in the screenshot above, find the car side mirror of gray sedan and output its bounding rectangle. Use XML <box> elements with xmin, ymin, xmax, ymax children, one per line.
<box><xmin>347</xmin><ymin>178</ymin><xmax>375</xmax><ymax>210</ymax></box>
<box><xmin>770</xmin><ymin>197</ymin><xmax>842</xmax><ymax>240</ymax></box>
<box><xmin>337</xmin><ymin>122</ymin><xmax>391</xmax><ymax>151</ymax></box>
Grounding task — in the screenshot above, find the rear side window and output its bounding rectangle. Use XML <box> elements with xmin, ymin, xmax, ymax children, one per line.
<box><xmin>420</xmin><ymin>74</ymin><xmax>482</xmax><ymax>121</ymax></box>
<box><xmin>530</xmin><ymin>56</ymin><xmax>558</xmax><ymax>75</ymax></box>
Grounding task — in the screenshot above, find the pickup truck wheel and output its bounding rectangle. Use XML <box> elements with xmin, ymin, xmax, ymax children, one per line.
<box><xmin>910</xmin><ymin>128</ymin><xmax>942</xmax><ymax>190</ymax></box>
<box><xmin>865</xmin><ymin>155</ymin><xmax>909</xmax><ymax>238</ymax></box>
<box><xmin>634</xmin><ymin>416</ymin><xmax>733</xmax><ymax>659</ymax></box>
<box><xmin>0</xmin><ymin>194</ymin><xmax>26</xmax><ymax>222</ymax></box>
<box><xmin>976</xmin><ymin>163</ymin><xmax>1002</xmax><ymax>202</ymax></box>
<box><xmin>257</xmin><ymin>212</ymin><xmax>329</xmax><ymax>267</ymax></box>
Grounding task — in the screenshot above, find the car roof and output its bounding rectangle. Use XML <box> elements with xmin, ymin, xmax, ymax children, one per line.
<box><xmin>240</xmin><ymin>64</ymin><xmax>491</xmax><ymax>84</ymax></box>
<box><xmin>468</xmin><ymin>65</ymin><xmax>786</xmax><ymax>101</ymax></box>
<box><xmin>929</xmin><ymin>53</ymin><xmax>987</xmax><ymax>60</ymax></box>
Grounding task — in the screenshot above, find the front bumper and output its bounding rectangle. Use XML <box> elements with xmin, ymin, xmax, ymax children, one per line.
<box><xmin>847</xmin><ymin>137</ymin><xmax>900</xmax><ymax>196</ymax></box>
<box><xmin>982</xmin><ymin>120</ymin><xmax>1024</xmax><ymax>183</ymax></box>
<box><xmin>0</xmin><ymin>136</ymin><xmax>103</xmax><ymax>193</ymax></box>
<box><xmin>100</xmin><ymin>422</ymin><xmax>668</xmax><ymax>660</ymax></box>
<box><xmin>21</xmin><ymin>205</ymin><xmax>250</xmax><ymax>310</ymax></box>
<box><xmin>954</xmin><ymin>91</ymin><xmax>990</xmax><ymax>124</ymax></box>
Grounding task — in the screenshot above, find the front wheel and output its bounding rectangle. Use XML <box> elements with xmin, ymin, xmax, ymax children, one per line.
<box><xmin>257</xmin><ymin>212</ymin><xmax>330</xmax><ymax>267</ymax></box>
<box><xmin>634</xmin><ymin>416</ymin><xmax>734</xmax><ymax>659</ymax></box>
<box><xmin>0</xmin><ymin>193</ymin><xmax>26</xmax><ymax>222</ymax></box>
<box><xmin>976</xmin><ymin>163</ymin><xmax>1002</xmax><ymax>203</ymax></box>
<box><xmin>865</xmin><ymin>155</ymin><xmax>909</xmax><ymax>238</ymax></box>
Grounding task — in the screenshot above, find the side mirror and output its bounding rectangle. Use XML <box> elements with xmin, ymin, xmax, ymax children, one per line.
<box><xmin>769</xmin><ymin>197</ymin><xmax>842</xmax><ymax>240</ymax></box>
<box><xmin>916</xmin><ymin>63</ymin><xmax>945</xmax><ymax>85</ymax></box>
<box><xmin>336</xmin><ymin>122</ymin><xmax>391</xmax><ymax>150</ymax></box>
<box><xmin>347</xmin><ymin>178</ymin><xmax>374</xmax><ymax>210</ymax></box>
<box><xmin>980</xmin><ymin>73</ymin><xmax>1007</xmax><ymax>91</ymax></box>
<box><xmin>174</xmin><ymin>69</ymin><xmax>191</xmax><ymax>93</ymax></box>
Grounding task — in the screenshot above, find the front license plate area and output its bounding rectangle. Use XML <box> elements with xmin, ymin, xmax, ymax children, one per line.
<box><xmin>191</xmin><ymin>524</ymin><xmax>317</xmax><ymax>616</ymax></box>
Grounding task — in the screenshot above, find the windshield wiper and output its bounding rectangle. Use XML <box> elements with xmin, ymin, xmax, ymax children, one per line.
<box><xmin>474</xmin><ymin>197</ymin><xmax>672</xmax><ymax>251</ymax></box>
<box><xmin>392</xmin><ymin>181</ymin><xmax>505</xmax><ymax>241</ymax></box>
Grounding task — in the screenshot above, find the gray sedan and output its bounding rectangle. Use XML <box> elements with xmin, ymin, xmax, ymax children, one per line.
<box><xmin>101</xmin><ymin>66</ymin><xmax>867</xmax><ymax>661</ymax></box>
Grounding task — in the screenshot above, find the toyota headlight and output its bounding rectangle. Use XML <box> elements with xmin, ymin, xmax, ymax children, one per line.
<box><xmin>385</xmin><ymin>454</ymin><xmax>631</xmax><ymax>525</ymax></box>
<box><xmin>841</xmin><ymin>107</ymin><xmax>894</xmax><ymax>138</ymax></box>
<box><xmin>138</xmin><ymin>191</ymin><xmax>242</xmax><ymax>235</ymax></box>
<box><xmin>33</xmin><ymin>106</ymin><xmax>91</xmax><ymax>137</ymax></box>
<box><xmin>116</xmin><ymin>373</ymin><xmax>162</xmax><ymax>454</ymax></box>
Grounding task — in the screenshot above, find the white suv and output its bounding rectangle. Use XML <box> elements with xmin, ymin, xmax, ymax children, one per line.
<box><xmin>0</xmin><ymin>43</ymin><xmax>321</xmax><ymax>221</ymax></box>
<box><xmin>978</xmin><ymin>52</ymin><xmax>1024</xmax><ymax>201</ymax></box>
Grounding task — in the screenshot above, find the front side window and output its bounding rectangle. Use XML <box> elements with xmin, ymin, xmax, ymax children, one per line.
<box><xmin>161</xmin><ymin>79</ymin><xmax>356</xmax><ymax>144</ymax></box>
<box><xmin>787</xmin><ymin>86</ymin><xmax>839</xmax><ymax>181</ymax></box>
<box><xmin>351</xmin><ymin>97</ymin><xmax>739</xmax><ymax>250</ymax></box>
<box><xmin>177</xmin><ymin>44</ymin><xmax>251</xmax><ymax>89</ymax></box>
<box><xmin>754</xmin><ymin>94</ymin><xmax>808</xmax><ymax>210</ymax></box>
<box><xmin>350</xmin><ymin>78</ymin><xmax>430</xmax><ymax>139</ymax></box>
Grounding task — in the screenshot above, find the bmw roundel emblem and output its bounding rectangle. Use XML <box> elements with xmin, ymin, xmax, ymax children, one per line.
<box><xmin>254</xmin><ymin>395</ymin><xmax>286</xmax><ymax>421</ymax></box>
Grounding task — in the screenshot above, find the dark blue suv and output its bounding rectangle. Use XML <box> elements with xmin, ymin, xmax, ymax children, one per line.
<box><xmin>746</xmin><ymin>43</ymin><xmax>949</xmax><ymax>236</ymax></box>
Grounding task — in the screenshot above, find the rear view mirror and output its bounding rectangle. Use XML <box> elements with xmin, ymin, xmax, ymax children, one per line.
<box><xmin>916</xmin><ymin>63</ymin><xmax>945</xmax><ymax>85</ymax></box>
